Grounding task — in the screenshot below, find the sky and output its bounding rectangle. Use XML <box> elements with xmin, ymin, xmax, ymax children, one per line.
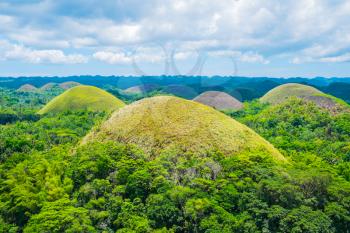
<box><xmin>0</xmin><ymin>0</ymin><xmax>350</xmax><ymax>77</ymax></box>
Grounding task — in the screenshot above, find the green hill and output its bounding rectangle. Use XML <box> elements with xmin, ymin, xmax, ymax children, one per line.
<box><xmin>261</xmin><ymin>83</ymin><xmax>348</xmax><ymax>113</ymax></box>
<box><xmin>193</xmin><ymin>91</ymin><xmax>244</xmax><ymax>110</ymax></box>
<box><xmin>84</xmin><ymin>96</ymin><xmax>284</xmax><ymax>161</ymax></box>
<box><xmin>38</xmin><ymin>85</ymin><xmax>125</xmax><ymax>114</ymax></box>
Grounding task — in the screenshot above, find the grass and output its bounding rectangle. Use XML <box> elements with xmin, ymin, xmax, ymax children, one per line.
<box><xmin>38</xmin><ymin>85</ymin><xmax>125</xmax><ymax>114</ymax></box>
<box><xmin>260</xmin><ymin>83</ymin><xmax>323</xmax><ymax>105</ymax></box>
<box><xmin>84</xmin><ymin>96</ymin><xmax>285</xmax><ymax>161</ymax></box>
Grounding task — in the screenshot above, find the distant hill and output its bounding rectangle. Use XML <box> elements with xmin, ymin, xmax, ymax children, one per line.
<box><xmin>162</xmin><ymin>85</ymin><xmax>198</xmax><ymax>99</ymax></box>
<box><xmin>123</xmin><ymin>84</ymin><xmax>160</xmax><ymax>95</ymax></box>
<box><xmin>260</xmin><ymin>83</ymin><xmax>323</xmax><ymax>104</ymax></box>
<box><xmin>17</xmin><ymin>84</ymin><xmax>38</xmax><ymax>93</ymax></box>
<box><xmin>193</xmin><ymin>91</ymin><xmax>243</xmax><ymax>111</ymax></box>
<box><xmin>59</xmin><ymin>81</ymin><xmax>81</xmax><ymax>90</ymax></box>
<box><xmin>40</xmin><ymin>83</ymin><xmax>61</xmax><ymax>91</ymax></box>
<box><xmin>2</xmin><ymin>76</ymin><xmax>350</xmax><ymax>103</ymax></box>
<box><xmin>84</xmin><ymin>96</ymin><xmax>284</xmax><ymax>161</ymax></box>
<box><xmin>38</xmin><ymin>85</ymin><xmax>125</xmax><ymax>114</ymax></box>
<box><xmin>260</xmin><ymin>83</ymin><xmax>349</xmax><ymax>114</ymax></box>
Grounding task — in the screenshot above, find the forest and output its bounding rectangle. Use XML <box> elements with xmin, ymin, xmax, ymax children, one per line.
<box><xmin>0</xmin><ymin>82</ymin><xmax>350</xmax><ymax>233</ymax></box>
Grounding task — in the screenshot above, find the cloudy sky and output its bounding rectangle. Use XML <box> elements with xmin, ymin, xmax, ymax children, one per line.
<box><xmin>0</xmin><ymin>0</ymin><xmax>350</xmax><ymax>77</ymax></box>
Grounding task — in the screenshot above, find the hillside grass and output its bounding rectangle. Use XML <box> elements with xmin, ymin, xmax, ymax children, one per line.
<box><xmin>84</xmin><ymin>96</ymin><xmax>285</xmax><ymax>162</ymax></box>
<box><xmin>38</xmin><ymin>85</ymin><xmax>125</xmax><ymax>114</ymax></box>
<box><xmin>260</xmin><ymin>83</ymin><xmax>323</xmax><ymax>104</ymax></box>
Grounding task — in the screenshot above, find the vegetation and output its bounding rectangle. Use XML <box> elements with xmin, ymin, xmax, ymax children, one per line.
<box><xmin>0</xmin><ymin>86</ymin><xmax>350</xmax><ymax>232</ymax></box>
<box><xmin>38</xmin><ymin>85</ymin><xmax>125</xmax><ymax>115</ymax></box>
<box><xmin>231</xmin><ymin>98</ymin><xmax>350</xmax><ymax>172</ymax></box>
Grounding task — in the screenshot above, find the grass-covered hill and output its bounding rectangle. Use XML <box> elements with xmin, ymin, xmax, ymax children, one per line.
<box><xmin>58</xmin><ymin>81</ymin><xmax>81</xmax><ymax>90</ymax></box>
<box><xmin>38</xmin><ymin>85</ymin><xmax>125</xmax><ymax>114</ymax></box>
<box><xmin>17</xmin><ymin>84</ymin><xmax>38</xmax><ymax>92</ymax></box>
<box><xmin>84</xmin><ymin>96</ymin><xmax>284</xmax><ymax>161</ymax></box>
<box><xmin>260</xmin><ymin>83</ymin><xmax>323</xmax><ymax>104</ymax></box>
<box><xmin>261</xmin><ymin>83</ymin><xmax>349</xmax><ymax>113</ymax></box>
<box><xmin>193</xmin><ymin>91</ymin><xmax>244</xmax><ymax>111</ymax></box>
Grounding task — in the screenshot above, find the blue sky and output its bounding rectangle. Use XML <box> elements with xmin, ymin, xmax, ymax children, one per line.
<box><xmin>0</xmin><ymin>0</ymin><xmax>350</xmax><ymax>77</ymax></box>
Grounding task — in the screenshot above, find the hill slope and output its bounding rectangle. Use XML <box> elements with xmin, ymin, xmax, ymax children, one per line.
<box><xmin>194</xmin><ymin>91</ymin><xmax>244</xmax><ymax>110</ymax></box>
<box><xmin>38</xmin><ymin>85</ymin><xmax>125</xmax><ymax>114</ymax></box>
<box><xmin>84</xmin><ymin>96</ymin><xmax>284</xmax><ymax>161</ymax></box>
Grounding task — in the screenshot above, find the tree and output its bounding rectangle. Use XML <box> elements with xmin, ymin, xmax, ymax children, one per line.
<box><xmin>24</xmin><ymin>199</ymin><xmax>95</xmax><ymax>233</ymax></box>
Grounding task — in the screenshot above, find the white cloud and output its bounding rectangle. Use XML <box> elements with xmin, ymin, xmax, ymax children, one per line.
<box><xmin>93</xmin><ymin>51</ymin><xmax>132</xmax><ymax>64</ymax></box>
<box><xmin>210</xmin><ymin>50</ymin><xmax>269</xmax><ymax>64</ymax></box>
<box><xmin>93</xmin><ymin>47</ymin><xmax>165</xmax><ymax>64</ymax></box>
<box><xmin>1</xmin><ymin>0</ymin><xmax>350</xmax><ymax>67</ymax></box>
<box><xmin>4</xmin><ymin>44</ymin><xmax>87</xmax><ymax>64</ymax></box>
<box><xmin>320</xmin><ymin>54</ymin><xmax>350</xmax><ymax>63</ymax></box>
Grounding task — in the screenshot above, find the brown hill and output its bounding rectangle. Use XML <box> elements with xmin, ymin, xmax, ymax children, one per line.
<box><xmin>193</xmin><ymin>91</ymin><xmax>244</xmax><ymax>111</ymax></box>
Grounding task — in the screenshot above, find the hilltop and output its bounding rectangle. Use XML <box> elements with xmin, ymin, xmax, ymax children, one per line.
<box><xmin>193</xmin><ymin>91</ymin><xmax>244</xmax><ymax>110</ymax></box>
<box><xmin>17</xmin><ymin>84</ymin><xmax>38</xmax><ymax>92</ymax></box>
<box><xmin>40</xmin><ymin>83</ymin><xmax>61</xmax><ymax>91</ymax></box>
<box><xmin>59</xmin><ymin>81</ymin><xmax>81</xmax><ymax>90</ymax></box>
<box><xmin>260</xmin><ymin>83</ymin><xmax>322</xmax><ymax>104</ymax></box>
<box><xmin>261</xmin><ymin>83</ymin><xmax>348</xmax><ymax>113</ymax></box>
<box><xmin>38</xmin><ymin>85</ymin><xmax>125</xmax><ymax>114</ymax></box>
<box><xmin>84</xmin><ymin>96</ymin><xmax>284</xmax><ymax>161</ymax></box>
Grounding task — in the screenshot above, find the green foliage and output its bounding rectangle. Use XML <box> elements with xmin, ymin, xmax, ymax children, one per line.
<box><xmin>23</xmin><ymin>199</ymin><xmax>95</xmax><ymax>233</ymax></box>
<box><xmin>235</xmin><ymin>98</ymin><xmax>350</xmax><ymax>164</ymax></box>
<box><xmin>0</xmin><ymin>87</ymin><xmax>350</xmax><ymax>232</ymax></box>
